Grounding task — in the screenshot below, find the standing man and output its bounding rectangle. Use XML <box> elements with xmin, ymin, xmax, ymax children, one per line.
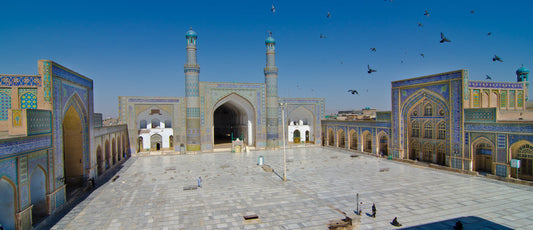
<box><xmin>372</xmin><ymin>203</ymin><xmax>376</xmax><ymax>218</ymax></box>
<box><xmin>197</xmin><ymin>176</ymin><xmax>202</xmax><ymax>188</ymax></box>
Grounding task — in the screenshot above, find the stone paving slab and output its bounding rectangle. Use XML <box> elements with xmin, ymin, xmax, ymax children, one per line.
<box><xmin>52</xmin><ymin>147</ymin><xmax>533</xmax><ymax>229</ymax></box>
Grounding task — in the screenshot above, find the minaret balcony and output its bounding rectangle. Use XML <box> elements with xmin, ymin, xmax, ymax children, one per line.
<box><xmin>264</xmin><ymin>67</ymin><xmax>278</xmax><ymax>74</ymax></box>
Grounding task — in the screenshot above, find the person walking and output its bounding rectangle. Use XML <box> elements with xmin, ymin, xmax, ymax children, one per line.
<box><xmin>372</xmin><ymin>203</ymin><xmax>376</xmax><ymax>218</ymax></box>
<box><xmin>197</xmin><ymin>176</ymin><xmax>202</xmax><ymax>188</ymax></box>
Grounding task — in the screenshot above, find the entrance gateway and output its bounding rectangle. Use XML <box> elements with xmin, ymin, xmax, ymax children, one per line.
<box><xmin>212</xmin><ymin>93</ymin><xmax>255</xmax><ymax>148</ymax></box>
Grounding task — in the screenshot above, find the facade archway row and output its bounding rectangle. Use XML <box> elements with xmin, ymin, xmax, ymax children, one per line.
<box><xmin>93</xmin><ymin>124</ymin><xmax>130</xmax><ymax>178</ymax></box>
<box><xmin>321</xmin><ymin>121</ymin><xmax>391</xmax><ymax>155</ymax></box>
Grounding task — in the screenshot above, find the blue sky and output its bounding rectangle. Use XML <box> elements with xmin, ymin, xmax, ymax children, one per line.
<box><xmin>1</xmin><ymin>0</ymin><xmax>532</xmax><ymax>116</ymax></box>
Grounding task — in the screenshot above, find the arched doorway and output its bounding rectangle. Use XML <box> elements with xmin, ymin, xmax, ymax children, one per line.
<box><xmin>363</xmin><ymin>131</ymin><xmax>372</xmax><ymax>153</ymax></box>
<box><xmin>410</xmin><ymin>140</ymin><xmax>419</xmax><ymax>160</ymax></box>
<box><xmin>137</xmin><ymin>137</ymin><xmax>143</xmax><ymax>152</ymax></box>
<box><xmin>96</xmin><ymin>146</ymin><xmax>103</xmax><ymax>175</ymax></box>
<box><xmin>293</xmin><ymin>130</ymin><xmax>301</xmax><ymax>143</ymax></box>
<box><xmin>63</xmin><ymin>105</ymin><xmax>84</xmax><ymax>191</ymax></box>
<box><xmin>213</xmin><ymin>94</ymin><xmax>255</xmax><ymax>148</ymax></box>
<box><xmin>151</xmin><ymin>134</ymin><xmax>162</xmax><ymax>151</ymax></box>
<box><xmin>511</xmin><ymin>143</ymin><xmax>533</xmax><ymax>180</ymax></box>
<box><xmin>328</xmin><ymin>129</ymin><xmax>334</xmax><ymax>146</ymax></box>
<box><xmin>423</xmin><ymin>143</ymin><xmax>434</xmax><ymax>162</ymax></box>
<box><xmin>379</xmin><ymin>134</ymin><xmax>388</xmax><ymax>156</ymax></box>
<box><xmin>437</xmin><ymin>144</ymin><xmax>446</xmax><ymax>166</ymax></box>
<box><xmin>474</xmin><ymin>140</ymin><xmax>493</xmax><ymax>174</ymax></box>
<box><xmin>338</xmin><ymin>129</ymin><xmax>345</xmax><ymax>148</ymax></box>
<box><xmin>30</xmin><ymin>167</ymin><xmax>47</xmax><ymax>224</ymax></box>
<box><xmin>105</xmin><ymin>140</ymin><xmax>110</xmax><ymax>169</ymax></box>
<box><xmin>112</xmin><ymin>138</ymin><xmax>117</xmax><ymax>165</ymax></box>
<box><xmin>287</xmin><ymin>106</ymin><xmax>315</xmax><ymax>143</ymax></box>
<box><xmin>350</xmin><ymin>130</ymin><xmax>358</xmax><ymax>150</ymax></box>
<box><xmin>0</xmin><ymin>178</ymin><xmax>16</xmax><ymax>230</ymax></box>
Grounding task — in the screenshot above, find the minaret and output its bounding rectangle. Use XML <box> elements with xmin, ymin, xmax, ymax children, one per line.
<box><xmin>184</xmin><ymin>28</ymin><xmax>201</xmax><ymax>151</ymax></box>
<box><xmin>265</xmin><ymin>32</ymin><xmax>279</xmax><ymax>149</ymax></box>
<box><xmin>517</xmin><ymin>65</ymin><xmax>530</xmax><ymax>102</ymax></box>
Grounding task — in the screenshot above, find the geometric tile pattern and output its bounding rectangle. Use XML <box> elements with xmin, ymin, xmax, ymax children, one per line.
<box><xmin>464</xmin><ymin>108</ymin><xmax>496</xmax><ymax>122</ymax></box>
<box><xmin>27</xmin><ymin>109</ymin><xmax>52</xmax><ymax>135</ymax></box>
<box><xmin>20</xmin><ymin>92</ymin><xmax>37</xmax><ymax>109</ymax></box>
<box><xmin>43</xmin><ymin>61</ymin><xmax>52</xmax><ymax>102</ymax></box>
<box><xmin>0</xmin><ymin>75</ymin><xmax>41</xmax><ymax>87</ymax></box>
<box><xmin>468</xmin><ymin>81</ymin><xmax>524</xmax><ymax>89</ymax></box>
<box><xmin>0</xmin><ymin>91</ymin><xmax>11</xmax><ymax>120</ymax></box>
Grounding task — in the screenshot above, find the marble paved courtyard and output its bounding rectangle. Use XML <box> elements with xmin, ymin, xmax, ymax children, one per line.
<box><xmin>52</xmin><ymin>147</ymin><xmax>533</xmax><ymax>229</ymax></box>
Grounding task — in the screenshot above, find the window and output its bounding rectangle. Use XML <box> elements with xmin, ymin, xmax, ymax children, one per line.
<box><xmin>411</xmin><ymin>121</ymin><xmax>419</xmax><ymax>137</ymax></box>
<box><xmin>151</xmin><ymin>119</ymin><xmax>160</xmax><ymax>128</ymax></box>
<box><xmin>424</xmin><ymin>121</ymin><xmax>433</xmax><ymax>139</ymax></box>
<box><xmin>20</xmin><ymin>92</ymin><xmax>37</xmax><ymax>109</ymax></box>
<box><xmin>164</xmin><ymin>120</ymin><xmax>172</xmax><ymax>128</ymax></box>
<box><xmin>438</xmin><ymin>122</ymin><xmax>446</xmax><ymax>139</ymax></box>
<box><xmin>140</xmin><ymin>120</ymin><xmax>147</xmax><ymax>129</ymax></box>
<box><xmin>424</xmin><ymin>104</ymin><xmax>432</xmax><ymax>116</ymax></box>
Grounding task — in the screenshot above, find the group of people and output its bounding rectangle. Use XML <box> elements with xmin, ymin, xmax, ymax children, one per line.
<box><xmin>356</xmin><ymin>202</ymin><xmax>402</xmax><ymax>227</ymax></box>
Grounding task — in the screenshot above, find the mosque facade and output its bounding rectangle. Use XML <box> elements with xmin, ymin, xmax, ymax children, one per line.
<box><xmin>322</xmin><ymin>67</ymin><xmax>533</xmax><ymax>181</ymax></box>
<box><xmin>0</xmin><ymin>61</ymin><xmax>130</xmax><ymax>230</ymax></box>
<box><xmin>119</xmin><ymin>29</ymin><xmax>326</xmax><ymax>153</ymax></box>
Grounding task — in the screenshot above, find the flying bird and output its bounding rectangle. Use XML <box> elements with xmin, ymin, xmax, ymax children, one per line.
<box><xmin>417</xmin><ymin>22</ymin><xmax>423</xmax><ymax>27</ymax></box>
<box><xmin>487</xmin><ymin>32</ymin><xmax>492</xmax><ymax>36</ymax></box>
<box><xmin>271</xmin><ymin>4</ymin><xmax>275</xmax><ymax>13</ymax></box>
<box><xmin>440</xmin><ymin>32</ymin><xmax>451</xmax><ymax>43</ymax></box>
<box><xmin>370</xmin><ymin>47</ymin><xmax>376</xmax><ymax>52</ymax></box>
<box><xmin>327</xmin><ymin>12</ymin><xmax>331</xmax><ymax>18</ymax></box>
<box><xmin>340</xmin><ymin>61</ymin><xmax>343</xmax><ymax>64</ymax></box>
<box><xmin>320</xmin><ymin>33</ymin><xmax>326</xmax><ymax>39</ymax></box>
<box><xmin>348</xmin><ymin>90</ymin><xmax>358</xmax><ymax>95</ymax></box>
<box><xmin>420</xmin><ymin>53</ymin><xmax>425</xmax><ymax>58</ymax></box>
<box><xmin>470</xmin><ymin>10</ymin><xmax>475</xmax><ymax>14</ymax></box>
<box><xmin>367</xmin><ymin>65</ymin><xmax>377</xmax><ymax>74</ymax></box>
<box><xmin>401</xmin><ymin>60</ymin><xmax>404</xmax><ymax>64</ymax></box>
<box><xmin>486</xmin><ymin>75</ymin><xmax>492</xmax><ymax>80</ymax></box>
<box><xmin>492</xmin><ymin>55</ymin><xmax>503</xmax><ymax>62</ymax></box>
<box><xmin>424</xmin><ymin>10</ymin><xmax>429</xmax><ymax>17</ymax></box>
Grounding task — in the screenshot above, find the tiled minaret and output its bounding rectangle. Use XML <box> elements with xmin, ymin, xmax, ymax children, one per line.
<box><xmin>184</xmin><ymin>28</ymin><xmax>201</xmax><ymax>151</ymax></box>
<box><xmin>265</xmin><ymin>33</ymin><xmax>279</xmax><ymax>149</ymax></box>
<box><xmin>517</xmin><ymin>65</ymin><xmax>530</xmax><ymax>102</ymax></box>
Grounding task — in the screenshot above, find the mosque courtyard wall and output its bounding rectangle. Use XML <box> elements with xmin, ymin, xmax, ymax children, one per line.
<box><xmin>0</xmin><ymin>61</ymin><xmax>130</xmax><ymax>230</ymax></box>
<box><xmin>322</xmin><ymin>68</ymin><xmax>533</xmax><ymax>182</ymax></box>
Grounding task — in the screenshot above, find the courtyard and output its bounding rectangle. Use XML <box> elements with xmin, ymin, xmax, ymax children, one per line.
<box><xmin>51</xmin><ymin>147</ymin><xmax>533</xmax><ymax>229</ymax></box>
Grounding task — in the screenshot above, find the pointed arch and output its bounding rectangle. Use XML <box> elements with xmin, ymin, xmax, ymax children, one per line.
<box><xmin>362</xmin><ymin>130</ymin><xmax>372</xmax><ymax>153</ymax></box>
<box><xmin>327</xmin><ymin>128</ymin><xmax>335</xmax><ymax>146</ymax></box>
<box><xmin>30</xmin><ymin>165</ymin><xmax>48</xmax><ymax>223</ymax></box>
<box><xmin>509</xmin><ymin>140</ymin><xmax>533</xmax><ymax>180</ymax></box>
<box><xmin>402</xmin><ymin>89</ymin><xmax>449</xmax><ymax>160</ymax></box>
<box><xmin>0</xmin><ymin>176</ymin><xmax>17</xmax><ymax>230</ymax></box>
<box><xmin>287</xmin><ymin>105</ymin><xmax>315</xmax><ymax>143</ymax></box>
<box><xmin>337</xmin><ymin>128</ymin><xmax>345</xmax><ymax>148</ymax></box>
<box><xmin>349</xmin><ymin>129</ymin><xmax>358</xmax><ymax>150</ymax></box>
<box><xmin>212</xmin><ymin>93</ymin><xmax>256</xmax><ymax>147</ymax></box>
<box><xmin>377</xmin><ymin>131</ymin><xmax>389</xmax><ymax>156</ymax></box>
<box><xmin>471</xmin><ymin>136</ymin><xmax>495</xmax><ymax>174</ymax></box>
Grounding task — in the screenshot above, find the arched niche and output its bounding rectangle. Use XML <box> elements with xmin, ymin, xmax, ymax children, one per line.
<box><xmin>212</xmin><ymin>93</ymin><xmax>256</xmax><ymax>147</ymax></box>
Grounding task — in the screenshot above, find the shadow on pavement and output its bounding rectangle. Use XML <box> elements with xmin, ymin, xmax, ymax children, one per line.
<box><xmin>400</xmin><ymin>216</ymin><xmax>512</xmax><ymax>230</ymax></box>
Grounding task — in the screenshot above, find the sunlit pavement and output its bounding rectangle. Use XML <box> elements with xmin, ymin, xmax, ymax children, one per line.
<box><xmin>51</xmin><ymin>147</ymin><xmax>533</xmax><ymax>229</ymax></box>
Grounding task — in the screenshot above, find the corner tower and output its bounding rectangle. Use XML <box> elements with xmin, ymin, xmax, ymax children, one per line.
<box><xmin>184</xmin><ymin>28</ymin><xmax>201</xmax><ymax>151</ymax></box>
<box><xmin>265</xmin><ymin>33</ymin><xmax>279</xmax><ymax>149</ymax></box>
<box><xmin>517</xmin><ymin>65</ymin><xmax>530</xmax><ymax>101</ymax></box>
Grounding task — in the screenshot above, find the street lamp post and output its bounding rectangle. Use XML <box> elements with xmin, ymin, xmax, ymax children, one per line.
<box><xmin>280</xmin><ymin>102</ymin><xmax>287</xmax><ymax>181</ymax></box>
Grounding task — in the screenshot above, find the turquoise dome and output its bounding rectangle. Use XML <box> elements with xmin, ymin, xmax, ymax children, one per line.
<box><xmin>186</xmin><ymin>29</ymin><xmax>197</xmax><ymax>38</ymax></box>
<box><xmin>265</xmin><ymin>36</ymin><xmax>275</xmax><ymax>44</ymax></box>
<box><xmin>517</xmin><ymin>65</ymin><xmax>530</xmax><ymax>75</ymax></box>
